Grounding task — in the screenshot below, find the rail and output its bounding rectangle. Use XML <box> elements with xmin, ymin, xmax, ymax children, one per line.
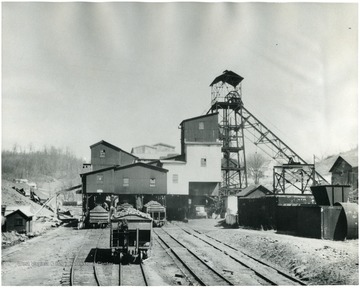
<box><xmin>178</xmin><ymin>224</ymin><xmax>307</xmax><ymax>286</ymax></box>
<box><xmin>154</xmin><ymin>228</ymin><xmax>235</xmax><ymax>286</ymax></box>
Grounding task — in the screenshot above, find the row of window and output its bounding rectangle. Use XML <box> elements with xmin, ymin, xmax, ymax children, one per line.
<box><xmin>96</xmin><ymin>174</ymin><xmax>181</xmax><ymax>186</ymax></box>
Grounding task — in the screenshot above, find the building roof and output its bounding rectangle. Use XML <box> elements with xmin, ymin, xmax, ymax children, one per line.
<box><xmin>179</xmin><ymin>112</ymin><xmax>218</xmax><ymax>126</ymax></box>
<box><xmin>81</xmin><ymin>162</ymin><xmax>168</xmax><ymax>176</ymax></box>
<box><xmin>329</xmin><ymin>155</ymin><xmax>358</xmax><ymax>172</ymax></box>
<box><xmin>131</xmin><ymin>145</ymin><xmax>157</xmax><ymax>152</ymax></box>
<box><xmin>152</xmin><ymin>143</ymin><xmax>175</xmax><ymax>149</ymax></box>
<box><xmin>114</xmin><ymin>162</ymin><xmax>168</xmax><ymax>173</ymax></box>
<box><xmin>210</xmin><ymin>70</ymin><xmax>244</xmax><ymax>88</ymax></box>
<box><xmin>90</xmin><ymin>140</ymin><xmax>138</xmax><ymax>159</ymax></box>
<box><xmin>236</xmin><ymin>185</ymin><xmax>272</xmax><ymax>197</ymax></box>
<box><xmin>5</xmin><ymin>208</ymin><xmax>33</xmax><ymax>219</ymax></box>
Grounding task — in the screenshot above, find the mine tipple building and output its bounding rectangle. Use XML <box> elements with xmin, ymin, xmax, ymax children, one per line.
<box><xmin>81</xmin><ymin>113</ymin><xmax>222</xmax><ymax>220</ymax></box>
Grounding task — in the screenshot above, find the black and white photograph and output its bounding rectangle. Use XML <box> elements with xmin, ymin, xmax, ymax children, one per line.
<box><xmin>1</xmin><ymin>1</ymin><xmax>358</xmax><ymax>286</ymax></box>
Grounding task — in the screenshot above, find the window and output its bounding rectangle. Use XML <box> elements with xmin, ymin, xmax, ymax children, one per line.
<box><xmin>15</xmin><ymin>218</ymin><xmax>23</xmax><ymax>226</ymax></box>
<box><xmin>123</xmin><ymin>178</ymin><xmax>129</xmax><ymax>187</ymax></box>
<box><xmin>201</xmin><ymin>158</ymin><xmax>207</xmax><ymax>167</ymax></box>
<box><xmin>96</xmin><ymin>174</ymin><xmax>104</xmax><ymax>183</ymax></box>
<box><xmin>199</xmin><ymin>121</ymin><xmax>204</xmax><ymax>130</ymax></box>
<box><xmin>100</xmin><ymin>149</ymin><xmax>106</xmax><ymax>158</ymax></box>
<box><xmin>172</xmin><ymin>174</ymin><xmax>179</xmax><ymax>184</ymax></box>
<box><xmin>150</xmin><ymin>178</ymin><xmax>156</xmax><ymax>187</ymax></box>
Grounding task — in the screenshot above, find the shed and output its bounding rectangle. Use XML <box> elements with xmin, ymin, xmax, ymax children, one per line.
<box><xmin>329</xmin><ymin>155</ymin><xmax>358</xmax><ymax>197</ymax></box>
<box><xmin>4</xmin><ymin>209</ymin><xmax>33</xmax><ymax>234</ymax></box>
<box><xmin>237</xmin><ymin>185</ymin><xmax>272</xmax><ymax>198</ymax></box>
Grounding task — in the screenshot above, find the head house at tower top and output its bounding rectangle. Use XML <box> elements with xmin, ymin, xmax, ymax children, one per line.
<box><xmin>210</xmin><ymin>70</ymin><xmax>244</xmax><ymax>88</ymax></box>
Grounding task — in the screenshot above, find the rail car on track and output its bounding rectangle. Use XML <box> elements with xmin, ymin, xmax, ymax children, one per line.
<box><xmin>88</xmin><ymin>205</ymin><xmax>109</xmax><ymax>228</ymax></box>
<box><xmin>110</xmin><ymin>207</ymin><xmax>152</xmax><ymax>261</ymax></box>
<box><xmin>144</xmin><ymin>201</ymin><xmax>166</xmax><ymax>227</ymax></box>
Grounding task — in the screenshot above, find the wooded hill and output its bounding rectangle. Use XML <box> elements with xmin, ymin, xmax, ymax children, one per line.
<box><xmin>2</xmin><ymin>146</ymin><xmax>83</xmax><ymax>182</ymax></box>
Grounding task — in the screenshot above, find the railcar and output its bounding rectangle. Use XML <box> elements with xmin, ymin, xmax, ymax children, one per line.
<box><xmin>88</xmin><ymin>205</ymin><xmax>109</xmax><ymax>228</ymax></box>
<box><xmin>144</xmin><ymin>201</ymin><xmax>166</xmax><ymax>227</ymax></box>
<box><xmin>110</xmin><ymin>207</ymin><xmax>152</xmax><ymax>261</ymax></box>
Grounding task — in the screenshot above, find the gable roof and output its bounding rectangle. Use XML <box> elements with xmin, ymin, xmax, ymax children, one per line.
<box><xmin>114</xmin><ymin>162</ymin><xmax>168</xmax><ymax>173</ymax></box>
<box><xmin>179</xmin><ymin>112</ymin><xmax>218</xmax><ymax>126</ymax></box>
<box><xmin>236</xmin><ymin>185</ymin><xmax>272</xmax><ymax>197</ymax></box>
<box><xmin>152</xmin><ymin>143</ymin><xmax>175</xmax><ymax>149</ymax></box>
<box><xmin>81</xmin><ymin>162</ymin><xmax>168</xmax><ymax>176</ymax></box>
<box><xmin>90</xmin><ymin>140</ymin><xmax>138</xmax><ymax>159</ymax></box>
<box><xmin>5</xmin><ymin>209</ymin><xmax>33</xmax><ymax>219</ymax></box>
<box><xmin>329</xmin><ymin>155</ymin><xmax>358</xmax><ymax>172</ymax></box>
<box><xmin>80</xmin><ymin>165</ymin><xmax>118</xmax><ymax>176</ymax></box>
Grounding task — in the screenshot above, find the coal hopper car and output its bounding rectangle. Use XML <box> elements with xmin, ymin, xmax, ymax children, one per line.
<box><xmin>110</xmin><ymin>207</ymin><xmax>152</xmax><ymax>261</ymax></box>
<box><xmin>144</xmin><ymin>200</ymin><xmax>166</xmax><ymax>227</ymax></box>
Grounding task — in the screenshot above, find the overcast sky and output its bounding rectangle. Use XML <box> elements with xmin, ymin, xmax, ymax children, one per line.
<box><xmin>2</xmin><ymin>2</ymin><xmax>358</xmax><ymax>162</ymax></box>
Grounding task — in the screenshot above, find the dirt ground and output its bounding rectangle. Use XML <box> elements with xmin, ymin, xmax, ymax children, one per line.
<box><xmin>1</xmin><ymin>218</ymin><xmax>358</xmax><ymax>286</ymax></box>
<box><xmin>180</xmin><ymin>219</ymin><xmax>359</xmax><ymax>285</ymax></box>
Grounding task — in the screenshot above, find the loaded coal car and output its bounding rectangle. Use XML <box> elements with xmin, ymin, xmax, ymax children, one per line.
<box><xmin>143</xmin><ymin>200</ymin><xmax>166</xmax><ymax>227</ymax></box>
<box><xmin>110</xmin><ymin>206</ymin><xmax>152</xmax><ymax>262</ymax></box>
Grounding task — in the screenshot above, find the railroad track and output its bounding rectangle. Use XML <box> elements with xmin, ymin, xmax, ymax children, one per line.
<box><xmin>69</xmin><ymin>230</ymin><xmax>108</xmax><ymax>286</ymax></box>
<box><xmin>154</xmin><ymin>228</ymin><xmax>235</xmax><ymax>286</ymax></box>
<box><xmin>119</xmin><ymin>260</ymin><xmax>148</xmax><ymax>286</ymax></box>
<box><xmin>174</xmin><ymin>224</ymin><xmax>307</xmax><ymax>286</ymax></box>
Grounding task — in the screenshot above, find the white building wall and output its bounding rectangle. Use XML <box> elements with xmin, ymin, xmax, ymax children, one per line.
<box><xmin>162</xmin><ymin>142</ymin><xmax>222</xmax><ymax>195</ymax></box>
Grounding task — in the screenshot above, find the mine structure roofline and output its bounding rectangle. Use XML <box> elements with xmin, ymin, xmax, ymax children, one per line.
<box><xmin>80</xmin><ymin>162</ymin><xmax>168</xmax><ymax>176</ymax></box>
<box><xmin>210</xmin><ymin>70</ymin><xmax>244</xmax><ymax>88</ymax></box>
<box><xmin>80</xmin><ymin>165</ymin><xmax>118</xmax><ymax>176</ymax></box>
<box><xmin>179</xmin><ymin>112</ymin><xmax>219</xmax><ymax>126</ymax></box>
<box><xmin>153</xmin><ymin>143</ymin><xmax>176</xmax><ymax>149</ymax></box>
<box><xmin>114</xmin><ymin>162</ymin><xmax>168</xmax><ymax>173</ymax></box>
<box><xmin>90</xmin><ymin>140</ymin><xmax>138</xmax><ymax>159</ymax></box>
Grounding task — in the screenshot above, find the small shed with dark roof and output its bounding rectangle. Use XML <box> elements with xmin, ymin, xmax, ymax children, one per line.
<box><xmin>4</xmin><ymin>209</ymin><xmax>33</xmax><ymax>234</ymax></box>
<box><xmin>237</xmin><ymin>185</ymin><xmax>272</xmax><ymax>198</ymax></box>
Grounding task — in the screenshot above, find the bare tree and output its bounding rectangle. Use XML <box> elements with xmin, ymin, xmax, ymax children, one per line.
<box><xmin>247</xmin><ymin>153</ymin><xmax>266</xmax><ymax>185</ymax></box>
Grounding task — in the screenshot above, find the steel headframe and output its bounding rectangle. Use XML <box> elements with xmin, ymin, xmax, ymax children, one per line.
<box><xmin>208</xmin><ymin>71</ymin><xmax>328</xmax><ymax>195</ymax></box>
<box><xmin>208</xmin><ymin>80</ymin><xmax>248</xmax><ymax>196</ymax></box>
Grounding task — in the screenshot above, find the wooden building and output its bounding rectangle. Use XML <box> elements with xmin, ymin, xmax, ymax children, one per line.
<box><xmin>4</xmin><ymin>209</ymin><xmax>33</xmax><ymax>234</ymax></box>
<box><xmin>329</xmin><ymin>155</ymin><xmax>358</xmax><ymax>202</ymax></box>
<box><xmin>90</xmin><ymin>140</ymin><xmax>138</xmax><ymax>171</ymax></box>
<box><xmin>81</xmin><ymin>161</ymin><xmax>168</xmax><ymax>215</ymax></box>
<box><xmin>330</xmin><ymin>155</ymin><xmax>358</xmax><ymax>189</ymax></box>
<box><xmin>81</xmin><ymin>112</ymin><xmax>222</xmax><ymax>221</ymax></box>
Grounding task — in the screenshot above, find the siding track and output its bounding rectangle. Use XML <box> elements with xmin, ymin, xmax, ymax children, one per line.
<box><xmin>175</xmin><ymin>224</ymin><xmax>307</xmax><ymax>286</ymax></box>
<box><xmin>70</xmin><ymin>230</ymin><xmax>107</xmax><ymax>286</ymax></box>
<box><xmin>154</xmin><ymin>228</ymin><xmax>235</xmax><ymax>286</ymax></box>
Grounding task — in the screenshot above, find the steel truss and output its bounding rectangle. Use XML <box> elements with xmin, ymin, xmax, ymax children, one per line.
<box><xmin>209</xmin><ymin>82</ymin><xmax>247</xmax><ymax>195</ymax></box>
<box><xmin>273</xmin><ymin>164</ymin><xmax>316</xmax><ymax>194</ymax></box>
<box><xmin>239</xmin><ymin>106</ymin><xmax>328</xmax><ymax>191</ymax></box>
<box><xmin>208</xmin><ymin>71</ymin><xmax>328</xmax><ymax>195</ymax></box>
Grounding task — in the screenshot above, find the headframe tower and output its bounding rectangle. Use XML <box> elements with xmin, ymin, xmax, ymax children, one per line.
<box><xmin>208</xmin><ymin>70</ymin><xmax>248</xmax><ymax>195</ymax></box>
